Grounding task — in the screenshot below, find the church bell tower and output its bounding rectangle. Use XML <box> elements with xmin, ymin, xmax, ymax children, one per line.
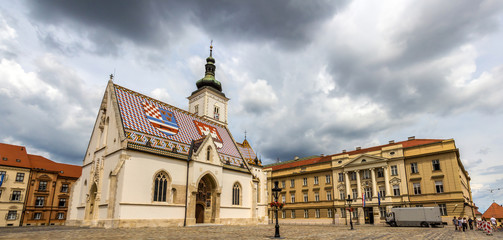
<box><xmin>188</xmin><ymin>44</ymin><xmax>229</xmax><ymax>126</ymax></box>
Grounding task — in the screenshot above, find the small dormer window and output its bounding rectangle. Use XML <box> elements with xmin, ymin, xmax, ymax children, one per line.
<box><xmin>214</xmin><ymin>106</ymin><xmax>220</xmax><ymax>120</ymax></box>
<box><xmin>390</xmin><ymin>151</ymin><xmax>395</xmax><ymax>155</ymax></box>
<box><xmin>361</xmin><ymin>159</ymin><xmax>366</xmax><ymax>163</ymax></box>
<box><xmin>195</xmin><ymin>105</ymin><xmax>199</xmax><ymax>115</ymax></box>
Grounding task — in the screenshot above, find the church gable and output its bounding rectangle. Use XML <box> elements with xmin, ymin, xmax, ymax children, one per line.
<box><xmin>192</xmin><ymin>135</ymin><xmax>223</xmax><ymax>166</ymax></box>
<box><xmin>113</xmin><ymin>84</ymin><xmax>245</xmax><ymax>168</ymax></box>
<box><xmin>343</xmin><ymin>154</ymin><xmax>387</xmax><ymax>167</ymax></box>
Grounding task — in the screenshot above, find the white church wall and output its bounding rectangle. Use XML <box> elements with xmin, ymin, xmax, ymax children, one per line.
<box><xmin>219</xmin><ymin>169</ymin><xmax>253</xmax><ymax>219</ymax></box>
<box><xmin>119</xmin><ymin>205</ymin><xmax>185</xmax><ymax>219</ymax></box>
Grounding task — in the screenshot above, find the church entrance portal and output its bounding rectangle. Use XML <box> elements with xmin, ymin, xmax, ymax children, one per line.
<box><xmin>86</xmin><ymin>183</ymin><xmax>97</xmax><ymax>220</ymax></box>
<box><xmin>195</xmin><ymin>174</ymin><xmax>217</xmax><ymax>224</ymax></box>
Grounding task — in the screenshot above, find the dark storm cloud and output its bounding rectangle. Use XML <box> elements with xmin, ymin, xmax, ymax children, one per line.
<box><xmin>27</xmin><ymin>0</ymin><xmax>348</xmax><ymax>54</ymax></box>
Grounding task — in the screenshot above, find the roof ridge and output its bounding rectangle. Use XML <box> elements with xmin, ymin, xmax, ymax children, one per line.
<box><xmin>264</xmin><ymin>155</ymin><xmax>320</xmax><ymax>167</ymax></box>
<box><xmin>113</xmin><ymin>83</ymin><xmax>226</xmax><ymax>129</ymax></box>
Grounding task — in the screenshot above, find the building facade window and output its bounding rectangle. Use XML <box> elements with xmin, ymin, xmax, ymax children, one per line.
<box><xmin>338</xmin><ymin>173</ymin><xmax>344</xmax><ymax>182</ymax></box>
<box><xmin>363</xmin><ymin>170</ymin><xmax>370</xmax><ymax>179</ymax></box>
<box><xmin>352</xmin><ymin>189</ymin><xmax>358</xmax><ymax>199</ymax></box>
<box><xmin>281</xmin><ymin>181</ymin><xmax>285</xmax><ymax>188</ymax></box>
<box><xmin>15</xmin><ymin>172</ymin><xmax>24</xmax><ymax>182</ymax></box>
<box><xmin>315</xmin><ymin>192</ymin><xmax>320</xmax><ymax>202</ymax></box>
<box><xmin>352</xmin><ymin>208</ymin><xmax>358</xmax><ymax>218</ymax></box>
<box><xmin>7</xmin><ymin>211</ymin><xmax>17</xmax><ymax>220</ymax></box>
<box><xmin>304</xmin><ymin>209</ymin><xmax>309</xmax><ymax>218</ymax></box>
<box><xmin>11</xmin><ymin>191</ymin><xmax>21</xmax><ymax>201</ymax></box>
<box><xmin>411</xmin><ymin>163</ymin><xmax>419</xmax><ymax>173</ymax></box>
<box><xmin>213</xmin><ymin>106</ymin><xmax>219</xmax><ymax>120</ymax></box>
<box><xmin>291</xmin><ymin>210</ymin><xmax>296</xmax><ymax>219</ymax></box>
<box><xmin>350</xmin><ymin>172</ymin><xmax>357</xmax><ymax>180</ymax></box>
<box><xmin>58</xmin><ymin>198</ymin><xmax>66</xmax><ymax>207</ymax></box>
<box><xmin>153</xmin><ymin>172</ymin><xmax>169</xmax><ymax>202</ymax></box>
<box><xmin>379</xmin><ymin>186</ymin><xmax>386</xmax><ymax>198</ymax></box>
<box><xmin>303</xmin><ymin>193</ymin><xmax>308</xmax><ymax>202</ymax></box>
<box><xmin>281</xmin><ymin>195</ymin><xmax>286</xmax><ymax>203</ymax></box>
<box><xmin>377</xmin><ymin>168</ymin><xmax>384</xmax><ymax>178</ymax></box>
<box><xmin>435</xmin><ymin>181</ymin><xmax>444</xmax><ymax>193</ymax></box>
<box><xmin>60</xmin><ymin>184</ymin><xmax>69</xmax><ymax>193</ymax></box>
<box><xmin>326</xmin><ymin>174</ymin><xmax>331</xmax><ymax>183</ymax></box>
<box><xmin>413</xmin><ymin>183</ymin><xmax>421</xmax><ymax>195</ymax></box>
<box><xmin>328</xmin><ymin>209</ymin><xmax>333</xmax><ymax>218</ymax></box>
<box><xmin>291</xmin><ymin>195</ymin><xmax>295</xmax><ymax>203</ymax></box>
<box><xmin>57</xmin><ymin>213</ymin><xmax>65</xmax><ymax>220</ymax></box>
<box><xmin>438</xmin><ymin>204</ymin><xmax>448</xmax><ymax>216</ymax></box>
<box><xmin>303</xmin><ymin>178</ymin><xmax>307</xmax><ymax>186</ymax></box>
<box><xmin>391</xmin><ymin>165</ymin><xmax>398</xmax><ymax>176</ymax></box>
<box><xmin>327</xmin><ymin>192</ymin><xmax>332</xmax><ymax>201</ymax></box>
<box><xmin>314</xmin><ymin>176</ymin><xmax>319</xmax><ymax>185</ymax></box>
<box><xmin>282</xmin><ymin>211</ymin><xmax>286</xmax><ymax>219</ymax></box>
<box><xmin>315</xmin><ymin>209</ymin><xmax>320</xmax><ymax>218</ymax></box>
<box><xmin>290</xmin><ymin>179</ymin><xmax>295</xmax><ymax>187</ymax></box>
<box><xmin>0</xmin><ymin>189</ymin><xmax>2</xmax><ymax>198</ymax></box>
<box><xmin>379</xmin><ymin>207</ymin><xmax>387</xmax><ymax>218</ymax></box>
<box><xmin>364</xmin><ymin>188</ymin><xmax>372</xmax><ymax>200</ymax></box>
<box><xmin>232</xmin><ymin>183</ymin><xmax>241</xmax><ymax>205</ymax></box>
<box><xmin>339</xmin><ymin>191</ymin><xmax>345</xmax><ymax>200</ymax></box>
<box><xmin>340</xmin><ymin>208</ymin><xmax>346</xmax><ymax>218</ymax></box>
<box><xmin>393</xmin><ymin>185</ymin><xmax>400</xmax><ymax>196</ymax></box>
<box><xmin>38</xmin><ymin>181</ymin><xmax>48</xmax><ymax>191</ymax></box>
<box><xmin>34</xmin><ymin>212</ymin><xmax>42</xmax><ymax>220</ymax></box>
<box><xmin>194</xmin><ymin>105</ymin><xmax>199</xmax><ymax>115</ymax></box>
<box><xmin>432</xmin><ymin>159</ymin><xmax>441</xmax><ymax>171</ymax></box>
<box><xmin>35</xmin><ymin>196</ymin><xmax>45</xmax><ymax>207</ymax></box>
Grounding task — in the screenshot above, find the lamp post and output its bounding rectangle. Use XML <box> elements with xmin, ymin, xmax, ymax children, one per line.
<box><xmin>346</xmin><ymin>194</ymin><xmax>354</xmax><ymax>230</ymax></box>
<box><xmin>272</xmin><ymin>181</ymin><xmax>282</xmax><ymax>238</ymax></box>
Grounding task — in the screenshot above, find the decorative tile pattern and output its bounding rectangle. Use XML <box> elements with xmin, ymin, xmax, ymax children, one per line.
<box><xmin>115</xmin><ymin>85</ymin><xmax>244</xmax><ymax>167</ymax></box>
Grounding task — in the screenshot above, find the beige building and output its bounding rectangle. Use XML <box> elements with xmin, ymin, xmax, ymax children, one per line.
<box><xmin>0</xmin><ymin>144</ymin><xmax>31</xmax><ymax>227</ymax></box>
<box><xmin>67</xmin><ymin>47</ymin><xmax>268</xmax><ymax>228</ymax></box>
<box><xmin>265</xmin><ymin>137</ymin><xmax>475</xmax><ymax>225</ymax></box>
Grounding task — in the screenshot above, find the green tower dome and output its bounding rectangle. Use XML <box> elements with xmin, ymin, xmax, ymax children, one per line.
<box><xmin>196</xmin><ymin>45</ymin><xmax>222</xmax><ymax>92</ymax></box>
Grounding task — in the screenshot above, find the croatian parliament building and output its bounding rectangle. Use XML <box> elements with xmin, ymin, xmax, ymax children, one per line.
<box><xmin>264</xmin><ymin>137</ymin><xmax>475</xmax><ymax>225</ymax></box>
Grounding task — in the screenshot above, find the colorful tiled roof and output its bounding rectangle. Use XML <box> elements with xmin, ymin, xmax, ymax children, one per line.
<box><xmin>236</xmin><ymin>139</ymin><xmax>261</xmax><ymax>166</ymax></box>
<box><xmin>482</xmin><ymin>202</ymin><xmax>503</xmax><ymax>219</ymax></box>
<box><xmin>0</xmin><ymin>143</ymin><xmax>31</xmax><ymax>169</ymax></box>
<box><xmin>266</xmin><ymin>139</ymin><xmax>444</xmax><ymax>171</ymax></box>
<box><xmin>28</xmin><ymin>155</ymin><xmax>82</xmax><ymax>178</ymax></box>
<box><xmin>114</xmin><ymin>84</ymin><xmax>245</xmax><ymax>167</ymax></box>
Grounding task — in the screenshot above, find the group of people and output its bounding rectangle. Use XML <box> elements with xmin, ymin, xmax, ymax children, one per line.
<box><xmin>454</xmin><ymin>216</ymin><xmax>499</xmax><ymax>236</ymax></box>
<box><xmin>452</xmin><ymin>216</ymin><xmax>473</xmax><ymax>232</ymax></box>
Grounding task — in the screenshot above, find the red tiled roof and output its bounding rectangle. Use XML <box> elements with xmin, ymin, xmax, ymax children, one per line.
<box><xmin>268</xmin><ymin>139</ymin><xmax>445</xmax><ymax>171</ymax></box>
<box><xmin>0</xmin><ymin>143</ymin><xmax>32</xmax><ymax>169</ymax></box>
<box><xmin>475</xmin><ymin>209</ymin><xmax>483</xmax><ymax>216</ymax></box>
<box><xmin>482</xmin><ymin>202</ymin><xmax>503</xmax><ymax>219</ymax></box>
<box><xmin>28</xmin><ymin>154</ymin><xmax>81</xmax><ymax>178</ymax></box>
<box><xmin>270</xmin><ymin>156</ymin><xmax>332</xmax><ymax>171</ymax></box>
<box><xmin>237</xmin><ymin>139</ymin><xmax>260</xmax><ymax>166</ymax></box>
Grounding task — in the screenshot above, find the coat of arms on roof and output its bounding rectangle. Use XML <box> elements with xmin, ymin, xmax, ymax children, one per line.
<box><xmin>142</xmin><ymin>101</ymin><xmax>179</xmax><ymax>136</ymax></box>
<box><xmin>193</xmin><ymin>120</ymin><xmax>223</xmax><ymax>148</ymax></box>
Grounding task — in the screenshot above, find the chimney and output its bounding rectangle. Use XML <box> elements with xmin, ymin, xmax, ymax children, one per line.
<box><xmin>408</xmin><ymin>136</ymin><xmax>415</xmax><ymax>141</ymax></box>
<box><xmin>389</xmin><ymin>140</ymin><xmax>395</xmax><ymax>144</ymax></box>
<box><xmin>356</xmin><ymin>147</ymin><xmax>361</xmax><ymax>150</ymax></box>
<box><xmin>342</xmin><ymin>150</ymin><xmax>346</xmax><ymax>153</ymax></box>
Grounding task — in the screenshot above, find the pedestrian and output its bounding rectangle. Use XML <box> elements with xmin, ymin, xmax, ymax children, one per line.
<box><xmin>490</xmin><ymin>216</ymin><xmax>497</xmax><ymax>229</ymax></box>
<box><xmin>453</xmin><ymin>216</ymin><xmax>458</xmax><ymax>231</ymax></box>
<box><xmin>458</xmin><ymin>217</ymin><xmax>463</xmax><ymax>231</ymax></box>
<box><xmin>462</xmin><ymin>217</ymin><xmax>468</xmax><ymax>232</ymax></box>
<box><xmin>468</xmin><ymin>217</ymin><xmax>473</xmax><ymax>230</ymax></box>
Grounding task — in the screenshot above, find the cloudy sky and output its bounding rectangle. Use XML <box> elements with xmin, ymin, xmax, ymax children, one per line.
<box><xmin>1</xmin><ymin>0</ymin><xmax>502</xmax><ymax>211</ymax></box>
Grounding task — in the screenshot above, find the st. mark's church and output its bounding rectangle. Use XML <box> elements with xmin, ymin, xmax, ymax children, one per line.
<box><xmin>67</xmin><ymin>46</ymin><xmax>268</xmax><ymax>228</ymax></box>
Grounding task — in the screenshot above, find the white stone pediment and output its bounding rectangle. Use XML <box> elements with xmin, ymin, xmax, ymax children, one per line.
<box><xmin>192</xmin><ymin>134</ymin><xmax>223</xmax><ymax>167</ymax></box>
<box><xmin>342</xmin><ymin>154</ymin><xmax>387</xmax><ymax>167</ymax></box>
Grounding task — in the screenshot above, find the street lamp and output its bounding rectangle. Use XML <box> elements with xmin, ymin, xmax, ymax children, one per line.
<box><xmin>272</xmin><ymin>181</ymin><xmax>282</xmax><ymax>238</ymax></box>
<box><xmin>346</xmin><ymin>194</ymin><xmax>354</xmax><ymax>230</ymax></box>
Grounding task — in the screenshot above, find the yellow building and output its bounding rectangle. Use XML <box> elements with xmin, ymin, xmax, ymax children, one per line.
<box><xmin>265</xmin><ymin>137</ymin><xmax>475</xmax><ymax>225</ymax></box>
<box><xmin>0</xmin><ymin>143</ymin><xmax>31</xmax><ymax>227</ymax></box>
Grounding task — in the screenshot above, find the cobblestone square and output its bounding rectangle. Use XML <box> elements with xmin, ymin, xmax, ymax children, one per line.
<box><xmin>0</xmin><ymin>224</ymin><xmax>501</xmax><ymax>240</ymax></box>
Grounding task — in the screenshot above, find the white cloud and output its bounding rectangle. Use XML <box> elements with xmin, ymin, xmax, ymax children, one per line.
<box><xmin>239</xmin><ymin>79</ymin><xmax>278</xmax><ymax>114</ymax></box>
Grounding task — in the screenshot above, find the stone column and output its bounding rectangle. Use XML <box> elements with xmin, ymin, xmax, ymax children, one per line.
<box><xmin>371</xmin><ymin>168</ymin><xmax>378</xmax><ymax>198</ymax></box>
<box><xmin>355</xmin><ymin>170</ymin><xmax>361</xmax><ymax>199</ymax></box>
<box><xmin>344</xmin><ymin>172</ymin><xmax>351</xmax><ymax>198</ymax></box>
<box><xmin>383</xmin><ymin>166</ymin><xmax>391</xmax><ymax>197</ymax></box>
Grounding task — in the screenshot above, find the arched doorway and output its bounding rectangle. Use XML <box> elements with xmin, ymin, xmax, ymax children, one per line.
<box><xmin>86</xmin><ymin>183</ymin><xmax>97</xmax><ymax>220</ymax></box>
<box><xmin>195</xmin><ymin>174</ymin><xmax>217</xmax><ymax>224</ymax></box>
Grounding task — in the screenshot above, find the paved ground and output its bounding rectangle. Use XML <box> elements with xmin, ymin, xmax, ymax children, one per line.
<box><xmin>0</xmin><ymin>224</ymin><xmax>501</xmax><ymax>239</ymax></box>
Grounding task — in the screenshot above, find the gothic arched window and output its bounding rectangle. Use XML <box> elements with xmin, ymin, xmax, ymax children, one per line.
<box><xmin>232</xmin><ymin>182</ymin><xmax>241</xmax><ymax>205</ymax></box>
<box><xmin>206</xmin><ymin>146</ymin><xmax>211</xmax><ymax>161</ymax></box>
<box><xmin>153</xmin><ymin>172</ymin><xmax>169</xmax><ymax>202</ymax></box>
